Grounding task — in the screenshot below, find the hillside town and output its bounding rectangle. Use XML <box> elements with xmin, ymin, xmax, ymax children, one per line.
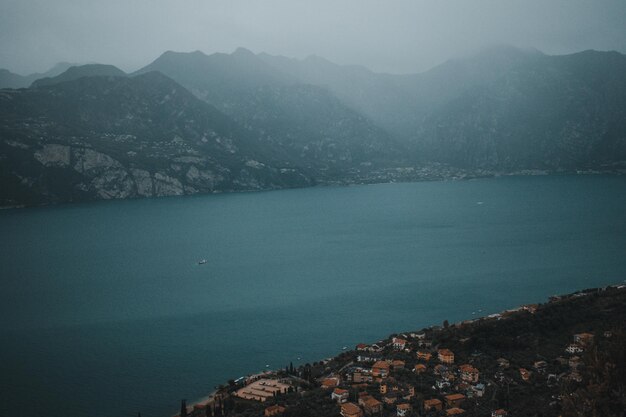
<box><xmin>175</xmin><ymin>285</ymin><xmax>626</xmax><ymax>417</ymax></box>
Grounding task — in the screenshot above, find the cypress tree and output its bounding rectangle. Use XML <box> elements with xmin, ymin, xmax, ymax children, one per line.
<box><xmin>216</xmin><ymin>397</ymin><xmax>223</xmax><ymax>416</ymax></box>
<box><xmin>180</xmin><ymin>399</ymin><xmax>187</xmax><ymax>417</ymax></box>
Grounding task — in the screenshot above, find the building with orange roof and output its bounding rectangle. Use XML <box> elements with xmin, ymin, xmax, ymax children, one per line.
<box><xmin>360</xmin><ymin>396</ymin><xmax>382</xmax><ymax>415</ymax></box>
<box><xmin>356</xmin><ymin>343</ymin><xmax>369</xmax><ymax>351</ymax></box>
<box><xmin>391</xmin><ymin>360</ymin><xmax>405</xmax><ymax>369</ymax></box>
<box><xmin>372</xmin><ymin>361</ymin><xmax>390</xmax><ymax>380</ymax></box>
<box><xmin>417</xmin><ymin>351</ymin><xmax>432</xmax><ymax>361</ymax></box>
<box><xmin>351</xmin><ymin>370</ymin><xmax>373</xmax><ymax>384</ymax></box>
<box><xmin>235</xmin><ymin>379</ymin><xmax>291</xmax><ymax>402</ymax></box>
<box><xmin>396</xmin><ymin>403</ymin><xmax>412</xmax><ymax>417</ymax></box>
<box><xmin>438</xmin><ymin>349</ymin><xmax>455</xmax><ymax>364</ymax></box>
<box><xmin>332</xmin><ymin>388</ymin><xmax>349</xmax><ymax>403</ymax></box>
<box><xmin>392</xmin><ymin>337</ymin><xmax>407</xmax><ymax>350</ymax></box>
<box><xmin>444</xmin><ymin>393</ymin><xmax>466</xmax><ymax>408</ymax></box>
<box><xmin>573</xmin><ymin>332</ymin><xmax>594</xmax><ymax>346</ymax></box>
<box><xmin>340</xmin><ymin>402</ymin><xmax>363</xmax><ymax>417</ymax></box>
<box><xmin>264</xmin><ymin>405</ymin><xmax>286</xmax><ymax>416</ymax></box>
<box><xmin>459</xmin><ymin>364</ymin><xmax>479</xmax><ymax>383</ymax></box>
<box><xmin>446</xmin><ymin>408</ymin><xmax>465</xmax><ymax>415</ymax></box>
<box><xmin>423</xmin><ymin>398</ymin><xmax>443</xmax><ymax>411</ymax></box>
<box><xmin>322</xmin><ymin>377</ymin><xmax>339</xmax><ymax>389</ymax></box>
<box><xmin>519</xmin><ymin>368</ymin><xmax>531</xmax><ymax>382</ymax></box>
<box><xmin>414</xmin><ymin>364</ymin><xmax>427</xmax><ymax>374</ymax></box>
<box><xmin>491</xmin><ymin>410</ymin><xmax>508</xmax><ymax>417</ymax></box>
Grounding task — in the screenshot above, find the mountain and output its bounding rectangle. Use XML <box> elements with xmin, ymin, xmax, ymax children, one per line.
<box><xmin>222</xmin><ymin>83</ymin><xmax>405</xmax><ymax>176</ymax></box>
<box><xmin>0</xmin><ymin>62</ymin><xmax>76</xmax><ymax>89</ymax></box>
<box><xmin>134</xmin><ymin>48</ymin><xmax>295</xmax><ymax>104</ymax></box>
<box><xmin>135</xmin><ymin>49</ymin><xmax>408</xmax><ymax>174</ymax></box>
<box><xmin>414</xmin><ymin>49</ymin><xmax>626</xmax><ymax>169</ymax></box>
<box><xmin>0</xmin><ymin>72</ymin><xmax>313</xmax><ymax>206</ymax></box>
<box><xmin>0</xmin><ymin>69</ymin><xmax>29</xmax><ymax>90</ymax></box>
<box><xmin>257</xmin><ymin>46</ymin><xmax>545</xmax><ymax>141</ymax></box>
<box><xmin>30</xmin><ymin>64</ymin><xmax>127</xmax><ymax>88</ymax></box>
<box><xmin>257</xmin><ymin>52</ymin><xmax>418</xmax><ymax>139</ymax></box>
<box><xmin>260</xmin><ymin>46</ymin><xmax>626</xmax><ymax>170</ymax></box>
<box><xmin>2</xmin><ymin>46</ymin><xmax>625</xmax><ymax>207</ymax></box>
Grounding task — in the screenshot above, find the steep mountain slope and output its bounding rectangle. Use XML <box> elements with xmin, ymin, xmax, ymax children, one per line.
<box><xmin>135</xmin><ymin>49</ymin><xmax>408</xmax><ymax>173</ymax></box>
<box><xmin>0</xmin><ymin>69</ymin><xmax>30</xmax><ymax>90</ymax></box>
<box><xmin>259</xmin><ymin>46</ymin><xmax>545</xmax><ymax>141</ymax></box>
<box><xmin>415</xmin><ymin>50</ymin><xmax>626</xmax><ymax>169</ymax></box>
<box><xmin>30</xmin><ymin>64</ymin><xmax>128</xmax><ymax>88</ymax></box>
<box><xmin>134</xmin><ymin>48</ymin><xmax>295</xmax><ymax>105</ymax></box>
<box><xmin>225</xmin><ymin>84</ymin><xmax>405</xmax><ymax>176</ymax></box>
<box><xmin>0</xmin><ymin>72</ymin><xmax>312</xmax><ymax>206</ymax></box>
<box><xmin>261</xmin><ymin>46</ymin><xmax>626</xmax><ymax>169</ymax></box>
<box><xmin>258</xmin><ymin>52</ymin><xmax>419</xmax><ymax>139</ymax></box>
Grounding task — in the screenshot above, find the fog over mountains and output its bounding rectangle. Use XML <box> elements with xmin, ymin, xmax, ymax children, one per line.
<box><xmin>1</xmin><ymin>46</ymin><xmax>625</xmax><ymax>206</ymax></box>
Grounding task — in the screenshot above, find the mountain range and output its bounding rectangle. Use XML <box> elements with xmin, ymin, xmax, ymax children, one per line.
<box><xmin>1</xmin><ymin>46</ymin><xmax>625</xmax><ymax>206</ymax></box>
<box><xmin>0</xmin><ymin>62</ymin><xmax>77</xmax><ymax>89</ymax></box>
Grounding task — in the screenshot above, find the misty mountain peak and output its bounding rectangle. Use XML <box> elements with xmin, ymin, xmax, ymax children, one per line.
<box><xmin>232</xmin><ymin>47</ymin><xmax>255</xmax><ymax>57</ymax></box>
<box><xmin>156</xmin><ymin>49</ymin><xmax>208</xmax><ymax>62</ymax></box>
<box><xmin>303</xmin><ymin>54</ymin><xmax>333</xmax><ymax>65</ymax></box>
<box><xmin>30</xmin><ymin>64</ymin><xmax>127</xmax><ymax>88</ymax></box>
<box><xmin>46</xmin><ymin>62</ymin><xmax>78</xmax><ymax>75</ymax></box>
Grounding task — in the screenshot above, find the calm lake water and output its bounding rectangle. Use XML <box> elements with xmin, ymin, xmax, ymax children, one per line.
<box><xmin>1</xmin><ymin>175</ymin><xmax>626</xmax><ymax>417</ymax></box>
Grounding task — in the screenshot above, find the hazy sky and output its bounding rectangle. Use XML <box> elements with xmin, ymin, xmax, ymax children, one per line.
<box><xmin>1</xmin><ymin>0</ymin><xmax>625</xmax><ymax>75</ymax></box>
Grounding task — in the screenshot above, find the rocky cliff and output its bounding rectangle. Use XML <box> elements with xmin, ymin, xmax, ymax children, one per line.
<box><xmin>0</xmin><ymin>72</ymin><xmax>313</xmax><ymax>206</ymax></box>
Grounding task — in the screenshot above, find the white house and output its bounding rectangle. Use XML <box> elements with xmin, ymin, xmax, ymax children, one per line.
<box><xmin>565</xmin><ymin>344</ymin><xmax>583</xmax><ymax>354</ymax></box>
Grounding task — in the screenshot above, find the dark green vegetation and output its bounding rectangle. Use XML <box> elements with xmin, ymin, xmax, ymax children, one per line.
<box><xmin>190</xmin><ymin>285</ymin><xmax>626</xmax><ymax>417</ymax></box>
<box><xmin>2</xmin><ymin>46</ymin><xmax>626</xmax><ymax>206</ymax></box>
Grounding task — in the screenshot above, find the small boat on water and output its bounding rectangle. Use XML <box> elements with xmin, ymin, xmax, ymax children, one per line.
<box><xmin>198</xmin><ymin>259</ymin><xmax>207</xmax><ymax>265</ymax></box>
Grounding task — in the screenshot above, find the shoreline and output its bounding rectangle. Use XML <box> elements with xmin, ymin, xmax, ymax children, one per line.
<box><xmin>181</xmin><ymin>281</ymin><xmax>626</xmax><ymax>416</ymax></box>
<box><xmin>2</xmin><ymin>169</ymin><xmax>625</xmax><ymax>211</ymax></box>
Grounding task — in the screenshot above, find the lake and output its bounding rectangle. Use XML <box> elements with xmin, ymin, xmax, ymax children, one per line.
<box><xmin>1</xmin><ymin>175</ymin><xmax>625</xmax><ymax>417</ymax></box>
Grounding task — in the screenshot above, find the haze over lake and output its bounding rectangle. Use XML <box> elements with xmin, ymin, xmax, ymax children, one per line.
<box><xmin>1</xmin><ymin>175</ymin><xmax>626</xmax><ymax>417</ymax></box>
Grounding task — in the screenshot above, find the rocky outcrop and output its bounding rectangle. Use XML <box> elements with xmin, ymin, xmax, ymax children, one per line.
<box><xmin>89</xmin><ymin>168</ymin><xmax>135</xmax><ymax>199</ymax></box>
<box><xmin>185</xmin><ymin>165</ymin><xmax>223</xmax><ymax>190</ymax></box>
<box><xmin>153</xmin><ymin>172</ymin><xmax>184</xmax><ymax>196</ymax></box>
<box><xmin>0</xmin><ymin>72</ymin><xmax>314</xmax><ymax>206</ymax></box>
<box><xmin>73</xmin><ymin>148</ymin><xmax>122</xmax><ymax>174</ymax></box>
<box><xmin>34</xmin><ymin>144</ymin><xmax>70</xmax><ymax>167</ymax></box>
<box><xmin>131</xmin><ymin>169</ymin><xmax>153</xmax><ymax>197</ymax></box>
